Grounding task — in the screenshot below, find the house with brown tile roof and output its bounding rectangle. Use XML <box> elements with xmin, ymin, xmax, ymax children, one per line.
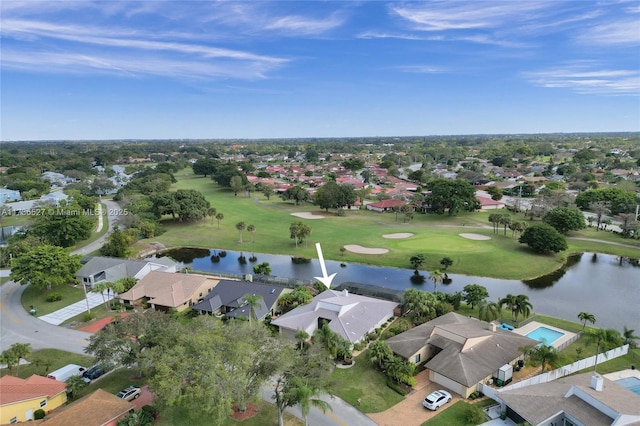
<box><xmin>117</xmin><ymin>271</ymin><xmax>220</xmax><ymax>312</ymax></box>
<box><xmin>37</xmin><ymin>389</ymin><xmax>134</xmax><ymax>426</ymax></box>
<box><xmin>386</xmin><ymin>312</ymin><xmax>537</xmax><ymax>398</ymax></box>
<box><xmin>0</xmin><ymin>375</ymin><xmax>67</xmax><ymax>424</ymax></box>
<box><xmin>497</xmin><ymin>372</ymin><xmax>640</xmax><ymax>425</ymax></box>
<box><xmin>366</xmin><ymin>199</ymin><xmax>406</xmax><ymax>212</ymax></box>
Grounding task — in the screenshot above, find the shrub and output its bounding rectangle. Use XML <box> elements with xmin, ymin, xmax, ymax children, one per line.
<box><xmin>291</xmin><ymin>256</ymin><xmax>311</xmax><ymax>264</ymax></box>
<box><xmin>46</xmin><ymin>292</ymin><xmax>63</xmax><ymax>302</ymax></box>
<box><xmin>82</xmin><ymin>311</ymin><xmax>96</xmax><ymax>322</ymax></box>
<box><xmin>142</xmin><ymin>405</ymin><xmax>159</xmax><ymax>419</ymax></box>
<box><xmin>34</xmin><ymin>409</ymin><xmax>46</xmax><ymax>420</ymax></box>
<box><xmin>353</xmin><ymin>342</ymin><xmax>364</xmax><ymax>351</ymax></box>
<box><xmin>465</xmin><ymin>404</ymin><xmax>486</xmax><ymax>423</ymax></box>
<box><xmin>385</xmin><ymin>378</ymin><xmax>410</xmax><ymax>396</ymax></box>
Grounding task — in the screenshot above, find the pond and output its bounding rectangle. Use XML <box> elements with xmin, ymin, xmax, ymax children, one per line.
<box><xmin>0</xmin><ymin>226</ymin><xmax>21</xmax><ymax>246</ymax></box>
<box><xmin>154</xmin><ymin>248</ymin><xmax>640</xmax><ymax>332</ymax></box>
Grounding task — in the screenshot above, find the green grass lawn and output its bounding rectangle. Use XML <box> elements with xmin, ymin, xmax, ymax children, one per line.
<box><xmin>74</xmin><ymin>368</ymin><xmax>146</xmax><ymax>400</ymax></box>
<box><xmin>0</xmin><ymin>349</ymin><xmax>94</xmax><ymax>379</ymax></box>
<box><xmin>21</xmin><ymin>283</ymin><xmax>86</xmax><ymax>316</ymax></box>
<box><xmin>329</xmin><ymin>350</ymin><xmax>404</xmax><ymax>413</ymax></box>
<box><xmin>421</xmin><ymin>400</ymin><xmax>496</xmax><ymax>426</ymax></box>
<box><xmin>130</xmin><ymin>171</ymin><xmax>634</xmax><ymax>280</ymax></box>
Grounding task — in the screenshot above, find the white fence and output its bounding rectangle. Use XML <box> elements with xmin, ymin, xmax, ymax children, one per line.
<box><xmin>478</xmin><ymin>344</ymin><xmax>629</xmax><ymax>399</ymax></box>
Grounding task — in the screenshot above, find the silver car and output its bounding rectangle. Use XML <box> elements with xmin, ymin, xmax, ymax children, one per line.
<box><xmin>422</xmin><ymin>390</ymin><xmax>452</xmax><ymax>410</ymax></box>
<box><xmin>116</xmin><ymin>386</ymin><xmax>141</xmax><ymax>401</ymax></box>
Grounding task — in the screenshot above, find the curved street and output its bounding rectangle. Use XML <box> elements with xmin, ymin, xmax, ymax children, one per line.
<box><xmin>0</xmin><ymin>198</ymin><xmax>377</xmax><ymax>426</ymax></box>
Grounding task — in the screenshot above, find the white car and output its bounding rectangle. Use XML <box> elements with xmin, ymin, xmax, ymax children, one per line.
<box><xmin>422</xmin><ymin>390</ymin><xmax>452</xmax><ymax>410</ymax></box>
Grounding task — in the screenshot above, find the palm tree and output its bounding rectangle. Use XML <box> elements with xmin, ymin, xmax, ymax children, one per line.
<box><xmin>247</xmin><ymin>224</ymin><xmax>256</xmax><ymax>243</ymax></box>
<box><xmin>215</xmin><ymin>212</ymin><xmax>224</xmax><ymax>229</ymax></box>
<box><xmin>9</xmin><ymin>343</ymin><xmax>31</xmax><ymax>374</ymax></box>
<box><xmin>586</xmin><ymin>328</ymin><xmax>623</xmax><ymax>373</ymax></box>
<box><xmin>429</xmin><ymin>269</ymin><xmax>444</xmax><ymax>293</ymax></box>
<box><xmin>589</xmin><ymin>201</ymin><xmax>609</xmax><ymax>231</ymax></box>
<box><xmin>623</xmin><ymin>326</ymin><xmax>639</xmax><ymax>349</ymax></box>
<box><xmin>368</xmin><ymin>340</ymin><xmax>393</xmax><ymax>370</ymax></box>
<box><xmin>529</xmin><ymin>344</ymin><xmax>559</xmax><ymax>374</ymax></box>
<box><xmin>236</xmin><ymin>221</ymin><xmax>246</xmax><ymax>243</ymax></box>
<box><xmin>513</xmin><ymin>294</ymin><xmax>533</xmax><ymax>323</ymax></box>
<box><xmin>478</xmin><ymin>300</ymin><xmax>501</xmax><ymax>322</ymax></box>
<box><xmin>295</xmin><ymin>330</ymin><xmax>310</xmax><ymax>350</ymax></box>
<box><xmin>66</xmin><ymin>375</ymin><xmax>88</xmax><ymax>399</ymax></box>
<box><xmin>499</xmin><ymin>214</ymin><xmax>512</xmax><ymax>236</ymax></box>
<box><xmin>577</xmin><ymin>312</ymin><xmax>596</xmax><ymax>332</ymax></box>
<box><xmin>500</xmin><ymin>294</ymin><xmax>518</xmax><ymax>321</ymax></box>
<box><xmin>207</xmin><ymin>207</ymin><xmax>217</xmax><ymax>225</ymax></box>
<box><xmin>242</xmin><ymin>293</ymin><xmax>263</xmax><ymax>325</ymax></box>
<box><xmin>290</xmin><ymin>377</ymin><xmax>332</xmax><ymax>426</ymax></box>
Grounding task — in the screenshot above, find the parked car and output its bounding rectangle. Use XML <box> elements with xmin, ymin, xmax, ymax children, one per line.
<box><xmin>116</xmin><ymin>386</ymin><xmax>141</xmax><ymax>401</ymax></box>
<box><xmin>82</xmin><ymin>364</ymin><xmax>108</xmax><ymax>383</ymax></box>
<box><xmin>422</xmin><ymin>390</ymin><xmax>452</xmax><ymax>411</ymax></box>
<box><xmin>47</xmin><ymin>364</ymin><xmax>87</xmax><ymax>382</ymax></box>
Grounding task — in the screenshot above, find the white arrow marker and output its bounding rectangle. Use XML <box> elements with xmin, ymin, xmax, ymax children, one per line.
<box><xmin>314</xmin><ymin>242</ymin><xmax>337</xmax><ymax>290</ymax></box>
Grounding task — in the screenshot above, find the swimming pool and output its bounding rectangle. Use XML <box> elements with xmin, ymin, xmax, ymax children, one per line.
<box><xmin>525</xmin><ymin>326</ymin><xmax>565</xmax><ymax>345</ymax></box>
<box><xmin>616</xmin><ymin>377</ymin><xmax>640</xmax><ymax>395</ymax></box>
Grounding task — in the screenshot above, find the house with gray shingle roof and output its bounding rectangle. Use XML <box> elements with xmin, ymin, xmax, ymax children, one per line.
<box><xmin>192</xmin><ymin>280</ymin><xmax>290</xmax><ymax>321</ymax></box>
<box><xmin>272</xmin><ymin>289</ymin><xmax>398</xmax><ymax>345</ymax></box>
<box><xmin>76</xmin><ymin>256</ymin><xmax>178</xmax><ymax>288</ymax></box>
<box><xmin>497</xmin><ymin>372</ymin><xmax>640</xmax><ymax>425</ymax></box>
<box><xmin>386</xmin><ymin>312</ymin><xmax>537</xmax><ymax>398</ymax></box>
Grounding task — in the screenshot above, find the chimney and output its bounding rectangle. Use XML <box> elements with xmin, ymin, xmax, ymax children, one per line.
<box><xmin>342</xmin><ymin>289</ymin><xmax>349</xmax><ymax>297</ymax></box>
<box><xmin>591</xmin><ymin>374</ymin><xmax>603</xmax><ymax>392</ymax></box>
<box><xmin>489</xmin><ymin>322</ymin><xmax>497</xmax><ymax>332</ymax></box>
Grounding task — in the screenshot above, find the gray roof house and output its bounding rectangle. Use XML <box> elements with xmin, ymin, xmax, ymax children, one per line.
<box><xmin>386</xmin><ymin>312</ymin><xmax>537</xmax><ymax>398</ymax></box>
<box><xmin>497</xmin><ymin>372</ymin><xmax>640</xmax><ymax>425</ymax></box>
<box><xmin>191</xmin><ymin>280</ymin><xmax>290</xmax><ymax>320</ymax></box>
<box><xmin>76</xmin><ymin>256</ymin><xmax>178</xmax><ymax>288</ymax></box>
<box><xmin>271</xmin><ymin>289</ymin><xmax>398</xmax><ymax>344</ymax></box>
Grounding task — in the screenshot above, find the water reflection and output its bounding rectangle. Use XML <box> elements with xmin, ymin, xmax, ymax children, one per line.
<box><xmin>153</xmin><ymin>248</ymin><xmax>639</xmax><ymax>331</ymax></box>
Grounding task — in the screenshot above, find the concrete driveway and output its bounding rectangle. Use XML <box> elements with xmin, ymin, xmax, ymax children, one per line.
<box><xmin>368</xmin><ymin>370</ymin><xmax>460</xmax><ymax>426</ymax></box>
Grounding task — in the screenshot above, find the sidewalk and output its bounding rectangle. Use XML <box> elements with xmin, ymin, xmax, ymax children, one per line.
<box><xmin>38</xmin><ymin>291</ymin><xmax>114</xmax><ymax>325</ymax></box>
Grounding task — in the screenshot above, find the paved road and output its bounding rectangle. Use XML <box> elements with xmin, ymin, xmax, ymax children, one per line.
<box><xmin>1</xmin><ymin>199</ymin><xmax>121</xmax><ymax>353</ymax></box>
<box><xmin>0</xmin><ymin>199</ymin><xmax>377</xmax><ymax>425</ymax></box>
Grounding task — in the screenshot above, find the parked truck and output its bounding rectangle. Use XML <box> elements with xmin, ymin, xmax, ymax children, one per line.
<box><xmin>47</xmin><ymin>364</ymin><xmax>87</xmax><ymax>382</ymax></box>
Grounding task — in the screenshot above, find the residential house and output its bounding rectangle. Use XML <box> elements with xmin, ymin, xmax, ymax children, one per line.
<box><xmin>476</xmin><ymin>195</ymin><xmax>505</xmax><ymax>210</ymax></box>
<box><xmin>272</xmin><ymin>289</ymin><xmax>398</xmax><ymax>345</ymax></box>
<box><xmin>36</xmin><ymin>389</ymin><xmax>134</xmax><ymax>426</ymax></box>
<box><xmin>192</xmin><ymin>280</ymin><xmax>290</xmax><ymax>320</ymax></box>
<box><xmin>0</xmin><ymin>189</ymin><xmax>21</xmax><ymax>203</ymax></box>
<box><xmin>117</xmin><ymin>271</ymin><xmax>220</xmax><ymax>312</ymax></box>
<box><xmin>386</xmin><ymin>312</ymin><xmax>537</xmax><ymax>398</ymax></box>
<box><xmin>497</xmin><ymin>372</ymin><xmax>640</xmax><ymax>425</ymax></box>
<box><xmin>76</xmin><ymin>256</ymin><xmax>178</xmax><ymax>288</ymax></box>
<box><xmin>366</xmin><ymin>199</ymin><xmax>406</xmax><ymax>212</ymax></box>
<box><xmin>0</xmin><ymin>375</ymin><xmax>67</xmax><ymax>424</ymax></box>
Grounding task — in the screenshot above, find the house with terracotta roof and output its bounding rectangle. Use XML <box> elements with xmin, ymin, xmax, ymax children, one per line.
<box><xmin>0</xmin><ymin>375</ymin><xmax>67</xmax><ymax>424</ymax></box>
<box><xmin>117</xmin><ymin>271</ymin><xmax>220</xmax><ymax>312</ymax></box>
<box><xmin>272</xmin><ymin>289</ymin><xmax>398</xmax><ymax>345</ymax></box>
<box><xmin>476</xmin><ymin>195</ymin><xmax>506</xmax><ymax>210</ymax></box>
<box><xmin>36</xmin><ymin>389</ymin><xmax>134</xmax><ymax>426</ymax></box>
<box><xmin>386</xmin><ymin>312</ymin><xmax>537</xmax><ymax>398</ymax></box>
<box><xmin>366</xmin><ymin>199</ymin><xmax>406</xmax><ymax>212</ymax></box>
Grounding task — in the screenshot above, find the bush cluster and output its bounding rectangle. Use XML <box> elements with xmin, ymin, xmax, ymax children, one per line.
<box><xmin>45</xmin><ymin>292</ymin><xmax>63</xmax><ymax>302</ymax></box>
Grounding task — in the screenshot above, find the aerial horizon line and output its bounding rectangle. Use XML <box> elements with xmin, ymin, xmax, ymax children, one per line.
<box><xmin>2</xmin><ymin>130</ymin><xmax>639</xmax><ymax>144</ymax></box>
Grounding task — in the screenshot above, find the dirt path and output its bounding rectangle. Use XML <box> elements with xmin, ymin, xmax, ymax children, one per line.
<box><xmin>567</xmin><ymin>237</ymin><xmax>640</xmax><ymax>250</ymax></box>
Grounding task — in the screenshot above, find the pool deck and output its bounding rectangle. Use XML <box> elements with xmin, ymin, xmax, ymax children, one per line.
<box><xmin>511</xmin><ymin>321</ymin><xmax>577</xmax><ymax>350</ymax></box>
<box><xmin>604</xmin><ymin>369</ymin><xmax>640</xmax><ymax>381</ymax></box>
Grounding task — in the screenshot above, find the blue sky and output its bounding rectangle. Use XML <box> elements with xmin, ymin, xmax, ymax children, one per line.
<box><xmin>1</xmin><ymin>1</ymin><xmax>639</xmax><ymax>141</ymax></box>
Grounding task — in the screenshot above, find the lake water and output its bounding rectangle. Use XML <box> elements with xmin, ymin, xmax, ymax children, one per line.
<box><xmin>155</xmin><ymin>248</ymin><xmax>640</xmax><ymax>332</ymax></box>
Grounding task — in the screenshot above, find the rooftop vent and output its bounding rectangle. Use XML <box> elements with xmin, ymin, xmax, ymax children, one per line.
<box><xmin>591</xmin><ymin>374</ymin><xmax>603</xmax><ymax>392</ymax></box>
<box><xmin>342</xmin><ymin>289</ymin><xmax>349</xmax><ymax>297</ymax></box>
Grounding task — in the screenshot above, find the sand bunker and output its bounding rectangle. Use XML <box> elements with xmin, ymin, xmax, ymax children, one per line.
<box><xmin>382</xmin><ymin>233</ymin><xmax>414</xmax><ymax>239</ymax></box>
<box><xmin>459</xmin><ymin>233</ymin><xmax>491</xmax><ymax>241</ymax></box>
<box><xmin>290</xmin><ymin>212</ymin><xmax>325</xmax><ymax>219</ymax></box>
<box><xmin>344</xmin><ymin>245</ymin><xmax>389</xmax><ymax>254</ymax></box>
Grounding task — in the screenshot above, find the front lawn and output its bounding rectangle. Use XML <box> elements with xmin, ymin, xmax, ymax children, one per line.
<box><xmin>329</xmin><ymin>350</ymin><xmax>404</xmax><ymax>413</ymax></box>
<box><xmin>421</xmin><ymin>400</ymin><xmax>495</xmax><ymax>426</ymax></box>
<box><xmin>21</xmin><ymin>283</ymin><xmax>86</xmax><ymax>316</ymax></box>
<box><xmin>0</xmin><ymin>349</ymin><xmax>94</xmax><ymax>379</ymax></box>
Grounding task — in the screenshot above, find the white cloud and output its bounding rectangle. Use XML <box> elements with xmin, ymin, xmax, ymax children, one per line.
<box><xmin>394</xmin><ymin>65</ymin><xmax>447</xmax><ymax>74</ymax></box>
<box><xmin>264</xmin><ymin>13</ymin><xmax>345</xmax><ymax>35</ymax></box>
<box><xmin>523</xmin><ymin>64</ymin><xmax>640</xmax><ymax>95</ymax></box>
<box><xmin>576</xmin><ymin>18</ymin><xmax>640</xmax><ymax>46</ymax></box>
